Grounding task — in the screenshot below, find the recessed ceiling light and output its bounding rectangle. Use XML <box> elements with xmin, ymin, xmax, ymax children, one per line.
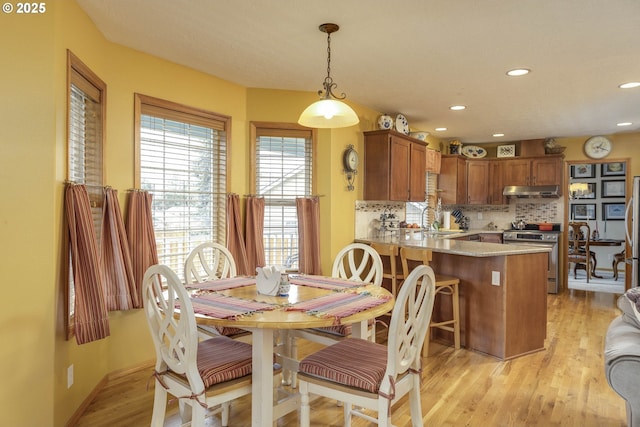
<box><xmin>493</xmin><ymin>133</ymin><xmax>505</xmax><ymax>137</ymax></box>
<box><xmin>450</xmin><ymin>105</ymin><xmax>466</xmax><ymax>111</ymax></box>
<box><xmin>435</xmin><ymin>127</ymin><xmax>447</xmax><ymax>132</ymax></box>
<box><xmin>619</xmin><ymin>82</ymin><xmax>640</xmax><ymax>89</ymax></box>
<box><xmin>506</xmin><ymin>68</ymin><xmax>530</xmax><ymax>77</ymax></box>
<box><xmin>617</xmin><ymin>122</ymin><xmax>632</xmax><ymax>127</ymax></box>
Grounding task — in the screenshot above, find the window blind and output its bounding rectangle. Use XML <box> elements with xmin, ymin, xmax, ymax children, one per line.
<box><xmin>137</xmin><ymin>95</ymin><xmax>229</xmax><ymax>278</ymax></box>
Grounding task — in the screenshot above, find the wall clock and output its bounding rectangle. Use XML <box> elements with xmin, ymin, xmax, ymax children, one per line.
<box><xmin>342</xmin><ymin>145</ymin><xmax>358</xmax><ymax>191</ymax></box>
<box><xmin>584</xmin><ymin>136</ymin><xmax>612</xmax><ymax>159</ymax></box>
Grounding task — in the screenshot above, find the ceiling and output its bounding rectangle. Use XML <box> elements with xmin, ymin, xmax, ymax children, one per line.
<box><xmin>76</xmin><ymin>0</ymin><xmax>640</xmax><ymax>143</ymax></box>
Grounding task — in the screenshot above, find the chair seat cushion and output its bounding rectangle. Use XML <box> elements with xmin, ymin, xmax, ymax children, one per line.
<box><xmin>298</xmin><ymin>338</ymin><xmax>387</xmax><ymax>393</ymax></box>
<box><xmin>197</xmin><ymin>336</ymin><xmax>252</xmax><ymax>387</ymax></box>
<box><xmin>198</xmin><ymin>324</ymin><xmax>248</xmax><ymax>338</ymax></box>
<box><xmin>311</xmin><ymin>318</ymin><xmax>375</xmax><ymax>337</ymax></box>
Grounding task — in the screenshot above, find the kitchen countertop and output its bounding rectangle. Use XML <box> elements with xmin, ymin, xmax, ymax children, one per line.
<box><xmin>357</xmin><ymin>229</ymin><xmax>552</xmax><ymax>257</ymax></box>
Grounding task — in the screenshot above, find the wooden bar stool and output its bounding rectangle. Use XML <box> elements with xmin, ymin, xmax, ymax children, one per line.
<box><xmin>400</xmin><ymin>246</ymin><xmax>461</xmax><ymax>356</ymax></box>
<box><xmin>370</xmin><ymin>242</ymin><xmax>403</xmax><ymax>300</ymax></box>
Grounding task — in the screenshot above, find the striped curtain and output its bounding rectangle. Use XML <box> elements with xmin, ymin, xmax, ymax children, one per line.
<box><xmin>245</xmin><ymin>196</ymin><xmax>265</xmax><ymax>272</ymax></box>
<box><xmin>296</xmin><ymin>197</ymin><xmax>322</xmax><ymax>275</ymax></box>
<box><xmin>126</xmin><ymin>190</ymin><xmax>158</xmax><ymax>306</ymax></box>
<box><xmin>101</xmin><ymin>188</ymin><xmax>138</xmax><ymax>310</ymax></box>
<box><xmin>226</xmin><ymin>193</ymin><xmax>250</xmax><ymax>275</ymax></box>
<box><xmin>65</xmin><ymin>183</ymin><xmax>110</xmax><ymax>344</ymax></box>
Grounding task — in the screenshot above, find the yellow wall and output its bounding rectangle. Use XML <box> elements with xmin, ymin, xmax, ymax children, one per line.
<box><xmin>2</xmin><ymin>1</ymin><xmax>640</xmax><ymax>426</ymax></box>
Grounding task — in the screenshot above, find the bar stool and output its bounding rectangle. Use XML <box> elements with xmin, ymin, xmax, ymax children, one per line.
<box><xmin>370</xmin><ymin>242</ymin><xmax>403</xmax><ymax>300</ymax></box>
<box><xmin>400</xmin><ymin>246</ymin><xmax>461</xmax><ymax>356</ymax></box>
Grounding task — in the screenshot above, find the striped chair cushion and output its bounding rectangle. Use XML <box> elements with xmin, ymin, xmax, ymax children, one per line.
<box><xmin>311</xmin><ymin>318</ymin><xmax>375</xmax><ymax>337</ymax></box>
<box><xmin>197</xmin><ymin>336</ymin><xmax>252</xmax><ymax>387</ymax></box>
<box><xmin>198</xmin><ymin>324</ymin><xmax>248</xmax><ymax>338</ymax></box>
<box><xmin>298</xmin><ymin>338</ymin><xmax>387</xmax><ymax>393</ymax></box>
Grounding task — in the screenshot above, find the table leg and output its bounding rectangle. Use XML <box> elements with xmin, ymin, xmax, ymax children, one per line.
<box><xmin>351</xmin><ymin>320</ymin><xmax>368</xmax><ymax>339</ymax></box>
<box><xmin>251</xmin><ymin>328</ymin><xmax>274</xmax><ymax>427</ymax></box>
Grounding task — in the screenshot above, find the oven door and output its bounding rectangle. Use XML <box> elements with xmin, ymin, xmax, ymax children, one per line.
<box><xmin>503</xmin><ymin>240</ymin><xmax>558</xmax><ymax>294</ymax></box>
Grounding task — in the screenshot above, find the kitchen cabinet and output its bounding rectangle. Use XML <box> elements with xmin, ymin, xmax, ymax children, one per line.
<box><xmin>503</xmin><ymin>156</ymin><xmax>563</xmax><ymax>191</ymax></box>
<box><xmin>439</xmin><ymin>155</ymin><xmax>467</xmax><ymax>205</ymax></box>
<box><xmin>460</xmin><ymin>159</ymin><xmax>505</xmax><ymax>205</ymax></box>
<box><xmin>480</xmin><ymin>233</ymin><xmax>503</xmax><ymax>243</ymax></box>
<box><xmin>363</xmin><ymin>130</ymin><xmax>427</xmax><ymax>201</ymax></box>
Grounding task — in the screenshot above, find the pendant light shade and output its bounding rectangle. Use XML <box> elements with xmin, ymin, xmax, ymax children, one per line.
<box><xmin>298</xmin><ymin>23</ymin><xmax>359</xmax><ymax>129</ymax></box>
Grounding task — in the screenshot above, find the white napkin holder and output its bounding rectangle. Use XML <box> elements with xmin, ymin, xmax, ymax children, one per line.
<box><xmin>255</xmin><ymin>265</ymin><xmax>282</xmax><ymax>296</ymax></box>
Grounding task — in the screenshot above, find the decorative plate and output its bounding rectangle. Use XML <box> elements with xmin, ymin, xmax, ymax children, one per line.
<box><xmin>461</xmin><ymin>145</ymin><xmax>487</xmax><ymax>158</ymax></box>
<box><xmin>395</xmin><ymin>114</ymin><xmax>409</xmax><ymax>135</ymax></box>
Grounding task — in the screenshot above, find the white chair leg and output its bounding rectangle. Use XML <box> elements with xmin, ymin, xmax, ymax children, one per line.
<box><xmin>409</xmin><ymin>374</ymin><xmax>423</xmax><ymax>427</ymax></box>
<box><xmin>300</xmin><ymin>381</ymin><xmax>311</xmax><ymax>427</ymax></box>
<box><xmin>344</xmin><ymin>402</ymin><xmax>353</xmax><ymax>427</ymax></box>
<box><xmin>290</xmin><ymin>335</ymin><xmax>298</xmax><ymax>388</ymax></box>
<box><xmin>150</xmin><ymin>382</ymin><xmax>168</xmax><ymax>427</ymax></box>
<box><xmin>221</xmin><ymin>401</ymin><xmax>230</xmax><ymax>427</ymax></box>
<box><xmin>190</xmin><ymin>403</ymin><xmax>206</xmax><ymax>427</ymax></box>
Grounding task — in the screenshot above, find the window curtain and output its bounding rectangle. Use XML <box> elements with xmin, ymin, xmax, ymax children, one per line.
<box><xmin>245</xmin><ymin>196</ymin><xmax>265</xmax><ymax>272</ymax></box>
<box><xmin>101</xmin><ymin>188</ymin><xmax>138</xmax><ymax>311</ymax></box>
<box><xmin>126</xmin><ymin>190</ymin><xmax>158</xmax><ymax>305</ymax></box>
<box><xmin>226</xmin><ymin>193</ymin><xmax>250</xmax><ymax>275</ymax></box>
<box><xmin>65</xmin><ymin>183</ymin><xmax>110</xmax><ymax>344</ymax></box>
<box><xmin>296</xmin><ymin>197</ymin><xmax>322</xmax><ymax>275</ymax></box>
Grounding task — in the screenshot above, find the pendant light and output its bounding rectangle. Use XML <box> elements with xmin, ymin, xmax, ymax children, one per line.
<box><xmin>298</xmin><ymin>23</ymin><xmax>359</xmax><ymax>128</ymax></box>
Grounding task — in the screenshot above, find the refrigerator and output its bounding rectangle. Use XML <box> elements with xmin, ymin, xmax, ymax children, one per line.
<box><xmin>626</xmin><ymin>176</ymin><xmax>640</xmax><ymax>288</ymax></box>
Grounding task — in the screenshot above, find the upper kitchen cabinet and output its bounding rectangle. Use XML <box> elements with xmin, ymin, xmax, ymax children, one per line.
<box><xmin>465</xmin><ymin>159</ymin><xmax>505</xmax><ymax>205</ymax></box>
<box><xmin>363</xmin><ymin>130</ymin><xmax>427</xmax><ymax>201</ymax></box>
<box><xmin>439</xmin><ymin>155</ymin><xmax>467</xmax><ymax>205</ymax></box>
<box><xmin>503</xmin><ymin>156</ymin><xmax>563</xmax><ymax>191</ymax></box>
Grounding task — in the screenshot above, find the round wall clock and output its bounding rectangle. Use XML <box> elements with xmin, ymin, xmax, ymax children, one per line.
<box><xmin>343</xmin><ymin>145</ymin><xmax>359</xmax><ymax>172</ymax></box>
<box><xmin>584</xmin><ymin>136</ymin><xmax>612</xmax><ymax>159</ymax></box>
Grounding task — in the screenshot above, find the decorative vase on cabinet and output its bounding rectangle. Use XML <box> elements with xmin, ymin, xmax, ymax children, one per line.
<box><xmin>377</xmin><ymin>114</ymin><xmax>394</xmax><ymax>130</ymax></box>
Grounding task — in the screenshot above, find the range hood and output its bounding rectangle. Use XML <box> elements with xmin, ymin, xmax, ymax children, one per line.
<box><xmin>503</xmin><ymin>185</ymin><xmax>560</xmax><ymax>198</ymax></box>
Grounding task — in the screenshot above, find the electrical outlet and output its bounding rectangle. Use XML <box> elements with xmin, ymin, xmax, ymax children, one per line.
<box><xmin>491</xmin><ymin>271</ymin><xmax>500</xmax><ymax>286</ymax></box>
<box><xmin>477</xmin><ymin>212</ymin><xmax>483</xmax><ymax>220</ymax></box>
<box><xmin>67</xmin><ymin>364</ymin><xmax>74</xmax><ymax>389</ymax></box>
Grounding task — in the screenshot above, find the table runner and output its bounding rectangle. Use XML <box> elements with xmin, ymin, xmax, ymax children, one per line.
<box><xmin>288</xmin><ymin>274</ymin><xmax>365</xmax><ymax>290</ymax></box>
<box><xmin>286</xmin><ymin>291</ymin><xmax>391</xmax><ymax>322</ymax></box>
<box><xmin>186</xmin><ymin>293</ymin><xmax>275</xmax><ymax>319</ymax></box>
<box><xmin>185</xmin><ymin>276</ymin><xmax>255</xmax><ymax>291</ymax></box>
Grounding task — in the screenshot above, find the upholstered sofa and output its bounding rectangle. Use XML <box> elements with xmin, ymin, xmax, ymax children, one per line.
<box><xmin>605</xmin><ymin>290</ymin><xmax>640</xmax><ymax>427</ymax></box>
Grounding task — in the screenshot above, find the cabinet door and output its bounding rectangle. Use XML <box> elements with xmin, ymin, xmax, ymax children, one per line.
<box><xmin>466</xmin><ymin>160</ymin><xmax>490</xmax><ymax>204</ymax></box>
<box><xmin>489</xmin><ymin>160</ymin><xmax>505</xmax><ymax>205</ymax></box>
<box><xmin>439</xmin><ymin>156</ymin><xmax>467</xmax><ymax>205</ymax></box>
<box><xmin>409</xmin><ymin>142</ymin><xmax>426</xmax><ymax>201</ymax></box>
<box><xmin>531</xmin><ymin>157</ymin><xmax>562</xmax><ymax>188</ymax></box>
<box><xmin>389</xmin><ymin>136</ymin><xmax>411</xmax><ymax>201</ymax></box>
<box><xmin>504</xmin><ymin>159</ymin><xmax>531</xmax><ymax>186</ymax></box>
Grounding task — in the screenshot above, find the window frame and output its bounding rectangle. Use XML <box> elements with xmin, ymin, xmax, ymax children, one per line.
<box><xmin>250</xmin><ymin>122</ymin><xmax>317</xmax><ymax>270</ymax></box>
<box><xmin>65</xmin><ymin>50</ymin><xmax>106</xmax><ymax>340</ymax></box>
<box><xmin>134</xmin><ymin>94</ymin><xmax>230</xmax><ymax>278</ymax></box>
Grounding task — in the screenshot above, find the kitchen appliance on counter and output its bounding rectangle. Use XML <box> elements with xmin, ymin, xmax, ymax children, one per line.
<box><xmin>503</xmin><ymin>227</ymin><xmax>561</xmax><ymax>294</ymax></box>
<box><xmin>626</xmin><ymin>177</ymin><xmax>640</xmax><ymax>287</ymax></box>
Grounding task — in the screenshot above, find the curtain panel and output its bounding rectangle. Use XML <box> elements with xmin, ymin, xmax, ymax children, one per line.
<box><xmin>226</xmin><ymin>193</ymin><xmax>250</xmax><ymax>275</ymax></box>
<box><xmin>126</xmin><ymin>190</ymin><xmax>158</xmax><ymax>306</ymax></box>
<box><xmin>245</xmin><ymin>196</ymin><xmax>266</xmax><ymax>272</ymax></box>
<box><xmin>65</xmin><ymin>183</ymin><xmax>110</xmax><ymax>344</ymax></box>
<box><xmin>101</xmin><ymin>188</ymin><xmax>138</xmax><ymax>311</ymax></box>
<box><xmin>296</xmin><ymin>197</ymin><xmax>322</xmax><ymax>275</ymax></box>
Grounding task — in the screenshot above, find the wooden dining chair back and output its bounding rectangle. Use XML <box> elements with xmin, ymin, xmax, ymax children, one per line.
<box><xmin>142</xmin><ymin>264</ymin><xmax>254</xmax><ymax>427</ymax></box>
<box><xmin>370</xmin><ymin>242</ymin><xmax>402</xmax><ymax>299</ymax></box>
<box><xmin>184</xmin><ymin>242</ymin><xmax>237</xmax><ymax>284</ymax></box>
<box><xmin>400</xmin><ymin>246</ymin><xmax>461</xmax><ymax>356</ymax></box>
<box><xmin>184</xmin><ymin>242</ymin><xmax>250</xmax><ymax>342</ymax></box>
<box><xmin>298</xmin><ymin>264</ymin><xmax>437</xmax><ymax>427</ymax></box>
<box><xmin>568</xmin><ymin>221</ymin><xmax>593</xmax><ymax>282</ymax></box>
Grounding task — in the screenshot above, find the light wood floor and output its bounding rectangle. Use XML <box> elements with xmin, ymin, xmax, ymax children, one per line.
<box><xmin>75</xmin><ymin>289</ymin><xmax>627</xmax><ymax>427</ymax></box>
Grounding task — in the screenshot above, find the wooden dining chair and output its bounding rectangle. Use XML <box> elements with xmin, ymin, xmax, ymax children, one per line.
<box><xmin>143</xmin><ymin>264</ymin><xmax>254</xmax><ymax>427</ymax></box>
<box><xmin>370</xmin><ymin>242</ymin><xmax>403</xmax><ymax>302</ymax></box>
<box><xmin>400</xmin><ymin>246</ymin><xmax>461</xmax><ymax>357</ymax></box>
<box><xmin>568</xmin><ymin>222</ymin><xmax>594</xmax><ymax>282</ymax></box>
<box><xmin>184</xmin><ymin>242</ymin><xmax>251</xmax><ymax>342</ymax></box>
<box><xmin>298</xmin><ymin>264</ymin><xmax>437</xmax><ymax>427</ymax></box>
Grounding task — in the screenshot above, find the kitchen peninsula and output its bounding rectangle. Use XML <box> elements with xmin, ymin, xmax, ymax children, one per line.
<box><xmin>358</xmin><ymin>232</ymin><xmax>550</xmax><ymax>360</ymax></box>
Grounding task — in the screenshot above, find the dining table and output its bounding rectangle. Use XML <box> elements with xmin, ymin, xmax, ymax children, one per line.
<box><xmin>570</xmin><ymin>238</ymin><xmax>625</xmax><ymax>278</ymax></box>
<box><xmin>185</xmin><ymin>274</ymin><xmax>395</xmax><ymax>427</ymax></box>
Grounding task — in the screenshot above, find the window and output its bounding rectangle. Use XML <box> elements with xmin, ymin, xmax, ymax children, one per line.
<box><xmin>405</xmin><ymin>172</ymin><xmax>437</xmax><ymax>227</ymax></box>
<box><xmin>66</xmin><ymin>51</ymin><xmax>106</xmax><ymax>338</ymax></box>
<box><xmin>250</xmin><ymin>123</ymin><xmax>316</xmax><ymax>270</ymax></box>
<box><xmin>135</xmin><ymin>94</ymin><xmax>229</xmax><ymax>279</ymax></box>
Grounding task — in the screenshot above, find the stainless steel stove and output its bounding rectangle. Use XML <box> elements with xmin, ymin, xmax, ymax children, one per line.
<box><xmin>503</xmin><ymin>230</ymin><xmax>561</xmax><ymax>294</ymax></box>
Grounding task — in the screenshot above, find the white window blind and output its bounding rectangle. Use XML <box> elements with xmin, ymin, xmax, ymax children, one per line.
<box><xmin>253</xmin><ymin>126</ymin><xmax>314</xmax><ymax>269</ymax></box>
<box><xmin>137</xmin><ymin>95</ymin><xmax>229</xmax><ymax>278</ymax></box>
